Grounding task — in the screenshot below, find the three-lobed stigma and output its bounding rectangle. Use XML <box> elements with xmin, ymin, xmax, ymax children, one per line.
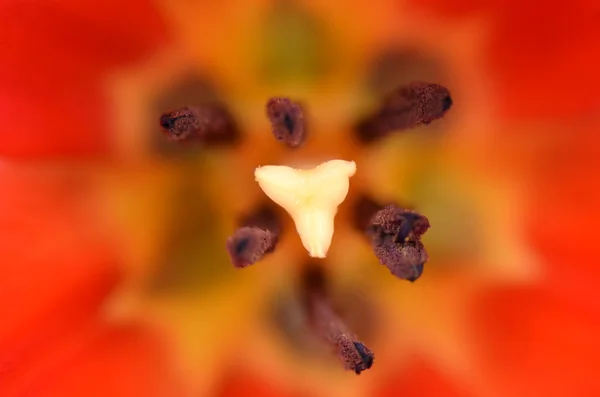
<box><xmin>254</xmin><ymin>160</ymin><xmax>356</xmax><ymax>258</ymax></box>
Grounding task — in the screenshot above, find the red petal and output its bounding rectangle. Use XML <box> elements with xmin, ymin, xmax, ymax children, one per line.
<box><xmin>0</xmin><ymin>165</ymin><xmax>119</xmax><ymax>390</ymax></box>
<box><xmin>406</xmin><ymin>0</ymin><xmax>600</xmax><ymax>119</ymax></box>
<box><xmin>489</xmin><ymin>3</ymin><xmax>600</xmax><ymax>119</ymax></box>
<box><xmin>0</xmin><ymin>1</ymin><xmax>171</xmax><ymax>158</ymax></box>
<box><xmin>0</xmin><ymin>1</ymin><xmax>169</xmax><ymax>90</ymax></box>
<box><xmin>0</xmin><ymin>84</ymin><xmax>112</xmax><ymax>158</ymax></box>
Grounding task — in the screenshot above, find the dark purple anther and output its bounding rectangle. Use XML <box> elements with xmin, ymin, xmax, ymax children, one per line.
<box><xmin>356</xmin><ymin>82</ymin><xmax>452</xmax><ymax>143</ymax></box>
<box><xmin>160</xmin><ymin>104</ymin><xmax>239</xmax><ymax>145</ymax></box>
<box><xmin>301</xmin><ymin>264</ymin><xmax>374</xmax><ymax>374</ymax></box>
<box><xmin>367</xmin><ymin>205</ymin><xmax>430</xmax><ymax>282</ymax></box>
<box><xmin>225</xmin><ymin>227</ymin><xmax>277</xmax><ymax>269</ymax></box>
<box><xmin>226</xmin><ymin>204</ymin><xmax>282</xmax><ymax>268</ymax></box>
<box><xmin>266</xmin><ymin>97</ymin><xmax>306</xmax><ymax>148</ymax></box>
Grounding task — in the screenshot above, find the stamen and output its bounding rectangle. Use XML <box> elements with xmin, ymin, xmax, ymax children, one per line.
<box><xmin>356</xmin><ymin>82</ymin><xmax>452</xmax><ymax>143</ymax></box>
<box><xmin>226</xmin><ymin>204</ymin><xmax>282</xmax><ymax>268</ymax></box>
<box><xmin>159</xmin><ymin>104</ymin><xmax>239</xmax><ymax>145</ymax></box>
<box><xmin>351</xmin><ymin>194</ymin><xmax>389</xmax><ymax>232</ymax></box>
<box><xmin>366</xmin><ymin>48</ymin><xmax>444</xmax><ymax>95</ymax></box>
<box><xmin>226</xmin><ymin>227</ymin><xmax>277</xmax><ymax>269</ymax></box>
<box><xmin>266</xmin><ymin>97</ymin><xmax>306</xmax><ymax>147</ymax></box>
<box><xmin>238</xmin><ymin>203</ymin><xmax>282</xmax><ymax>237</ymax></box>
<box><xmin>301</xmin><ymin>265</ymin><xmax>374</xmax><ymax>374</ymax></box>
<box><xmin>367</xmin><ymin>205</ymin><xmax>430</xmax><ymax>282</ymax></box>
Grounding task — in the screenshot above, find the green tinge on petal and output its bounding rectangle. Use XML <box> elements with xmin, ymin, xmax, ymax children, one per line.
<box><xmin>408</xmin><ymin>167</ymin><xmax>483</xmax><ymax>263</ymax></box>
<box><xmin>149</xmin><ymin>164</ymin><xmax>234</xmax><ymax>293</ymax></box>
<box><xmin>259</xmin><ymin>1</ymin><xmax>330</xmax><ymax>85</ymax></box>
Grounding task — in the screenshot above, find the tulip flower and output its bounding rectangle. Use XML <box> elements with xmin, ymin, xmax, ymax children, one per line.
<box><xmin>2</xmin><ymin>1</ymin><xmax>598</xmax><ymax>396</ymax></box>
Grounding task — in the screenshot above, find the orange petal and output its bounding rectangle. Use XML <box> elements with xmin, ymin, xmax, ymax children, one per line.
<box><xmin>469</xmin><ymin>123</ymin><xmax>600</xmax><ymax>395</ymax></box>
<box><xmin>373</xmin><ymin>356</ymin><xmax>471</xmax><ymax>397</ymax></box>
<box><xmin>216</xmin><ymin>370</ymin><xmax>307</xmax><ymax>397</ymax></box>
<box><xmin>0</xmin><ymin>1</ymin><xmax>171</xmax><ymax>157</ymax></box>
<box><xmin>24</xmin><ymin>324</ymin><xmax>184</xmax><ymax>397</ymax></box>
<box><xmin>524</xmin><ymin>126</ymin><xmax>600</xmax><ymax>311</ymax></box>
<box><xmin>406</xmin><ymin>0</ymin><xmax>489</xmax><ymax>17</ymax></box>
<box><xmin>472</xmin><ymin>286</ymin><xmax>600</xmax><ymax>397</ymax></box>
<box><xmin>0</xmin><ymin>165</ymin><xmax>119</xmax><ymax>390</ymax></box>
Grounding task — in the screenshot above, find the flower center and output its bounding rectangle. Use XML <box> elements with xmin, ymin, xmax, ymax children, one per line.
<box><xmin>158</xmin><ymin>84</ymin><xmax>452</xmax><ymax>374</ymax></box>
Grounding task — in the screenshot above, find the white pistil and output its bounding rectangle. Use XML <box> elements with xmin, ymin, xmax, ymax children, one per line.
<box><xmin>254</xmin><ymin>160</ymin><xmax>356</xmax><ymax>258</ymax></box>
